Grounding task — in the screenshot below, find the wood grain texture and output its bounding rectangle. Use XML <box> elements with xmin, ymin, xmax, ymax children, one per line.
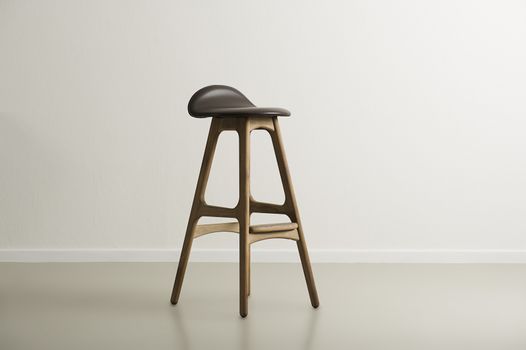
<box><xmin>250</xmin><ymin>222</ymin><xmax>298</xmax><ymax>233</ymax></box>
<box><xmin>170</xmin><ymin>119</ymin><xmax>221</xmax><ymax>305</ymax></box>
<box><xmin>238</xmin><ymin>118</ymin><xmax>251</xmax><ymax>317</ymax></box>
<box><xmin>170</xmin><ymin>116</ymin><xmax>319</xmax><ymax>316</ymax></box>
<box><xmin>249</xmin><ymin>229</ymin><xmax>299</xmax><ymax>244</ymax></box>
<box><xmin>271</xmin><ymin>117</ymin><xmax>320</xmax><ymax>308</ymax></box>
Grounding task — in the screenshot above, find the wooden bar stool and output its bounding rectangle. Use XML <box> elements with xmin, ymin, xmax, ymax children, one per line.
<box><xmin>170</xmin><ymin>85</ymin><xmax>319</xmax><ymax>317</ymax></box>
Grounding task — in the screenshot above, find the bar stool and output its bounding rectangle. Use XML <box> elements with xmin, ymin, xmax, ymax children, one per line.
<box><xmin>170</xmin><ymin>85</ymin><xmax>319</xmax><ymax>317</ymax></box>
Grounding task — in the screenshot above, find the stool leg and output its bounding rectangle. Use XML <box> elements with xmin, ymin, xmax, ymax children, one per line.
<box><xmin>238</xmin><ymin>119</ymin><xmax>251</xmax><ymax>317</ymax></box>
<box><xmin>170</xmin><ymin>119</ymin><xmax>221</xmax><ymax>305</ymax></box>
<box><xmin>270</xmin><ymin>118</ymin><xmax>320</xmax><ymax>308</ymax></box>
<box><xmin>247</xmin><ymin>248</ymin><xmax>251</xmax><ymax>296</ymax></box>
<box><xmin>294</xmin><ymin>226</ymin><xmax>320</xmax><ymax>308</ymax></box>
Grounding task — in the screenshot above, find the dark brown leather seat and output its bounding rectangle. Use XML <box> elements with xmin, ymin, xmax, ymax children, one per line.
<box><xmin>188</xmin><ymin>85</ymin><xmax>291</xmax><ymax>118</ymax></box>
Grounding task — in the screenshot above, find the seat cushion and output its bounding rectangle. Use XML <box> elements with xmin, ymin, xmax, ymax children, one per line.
<box><xmin>188</xmin><ymin>85</ymin><xmax>291</xmax><ymax>118</ymax></box>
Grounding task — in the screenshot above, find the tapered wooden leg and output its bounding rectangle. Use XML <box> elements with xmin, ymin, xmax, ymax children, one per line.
<box><xmin>238</xmin><ymin>119</ymin><xmax>251</xmax><ymax>317</ymax></box>
<box><xmin>170</xmin><ymin>217</ymin><xmax>197</xmax><ymax>305</ymax></box>
<box><xmin>295</xmin><ymin>226</ymin><xmax>319</xmax><ymax>308</ymax></box>
<box><xmin>270</xmin><ymin>117</ymin><xmax>320</xmax><ymax>308</ymax></box>
<box><xmin>170</xmin><ymin>119</ymin><xmax>221</xmax><ymax>305</ymax></box>
<box><xmin>247</xmin><ymin>248</ymin><xmax>251</xmax><ymax>296</ymax></box>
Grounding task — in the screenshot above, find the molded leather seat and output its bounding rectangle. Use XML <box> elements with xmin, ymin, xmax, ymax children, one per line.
<box><xmin>188</xmin><ymin>85</ymin><xmax>291</xmax><ymax>118</ymax></box>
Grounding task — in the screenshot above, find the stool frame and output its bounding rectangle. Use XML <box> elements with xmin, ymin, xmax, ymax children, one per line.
<box><xmin>170</xmin><ymin>116</ymin><xmax>319</xmax><ymax>317</ymax></box>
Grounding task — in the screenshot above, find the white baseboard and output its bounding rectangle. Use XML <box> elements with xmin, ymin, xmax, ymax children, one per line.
<box><xmin>1</xmin><ymin>249</ymin><xmax>526</xmax><ymax>263</ymax></box>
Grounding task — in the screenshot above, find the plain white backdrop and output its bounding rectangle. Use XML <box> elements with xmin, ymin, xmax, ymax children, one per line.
<box><xmin>1</xmin><ymin>0</ymin><xmax>526</xmax><ymax>262</ymax></box>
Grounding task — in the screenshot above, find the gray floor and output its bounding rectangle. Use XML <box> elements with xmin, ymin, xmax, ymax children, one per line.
<box><xmin>1</xmin><ymin>263</ymin><xmax>526</xmax><ymax>350</ymax></box>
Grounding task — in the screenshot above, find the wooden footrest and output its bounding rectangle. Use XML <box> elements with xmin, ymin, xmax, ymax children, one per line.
<box><xmin>250</xmin><ymin>222</ymin><xmax>298</xmax><ymax>234</ymax></box>
<box><xmin>193</xmin><ymin>222</ymin><xmax>300</xmax><ymax>243</ymax></box>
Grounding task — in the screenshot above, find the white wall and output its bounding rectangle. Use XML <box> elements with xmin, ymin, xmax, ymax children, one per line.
<box><xmin>1</xmin><ymin>0</ymin><xmax>526</xmax><ymax>261</ymax></box>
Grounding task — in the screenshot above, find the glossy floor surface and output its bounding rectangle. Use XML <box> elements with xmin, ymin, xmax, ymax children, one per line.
<box><xmin>1</xmin><ymin>263</ymin><xmax>526</xmax><ymax>350</ymax></box>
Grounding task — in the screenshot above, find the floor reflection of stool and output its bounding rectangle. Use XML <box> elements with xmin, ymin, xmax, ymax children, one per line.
<box><xmin>170</xmin><ymin>85</ymin><xmax>319</xmax><ymax>317</ymax></box>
